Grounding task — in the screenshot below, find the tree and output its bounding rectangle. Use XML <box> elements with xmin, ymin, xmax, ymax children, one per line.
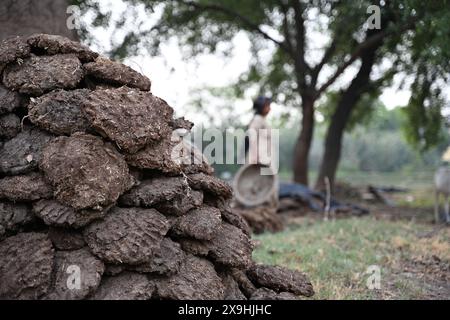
<box><xmin>0</xmin><ymin>0</ymin><xmax>77</xmax><ymax>41</ymax></box>
<box><xmin>75</xmin><ymin>0</ymin><xmax>417</xmax><ymax>185</ymax></box>
<box><xmin>316</xmin><ymin>0</ymin><xmax>450</xmax><ymax>191</ymax></box>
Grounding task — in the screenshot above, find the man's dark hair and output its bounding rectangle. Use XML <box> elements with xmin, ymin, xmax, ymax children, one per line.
<box><xmin>253</xmin><ymin>96</ymin><xmax>271</xmax><ymax>115</ymax></box>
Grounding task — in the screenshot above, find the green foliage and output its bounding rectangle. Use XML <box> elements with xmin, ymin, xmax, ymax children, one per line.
<box><xmin>401</xmin><ymin>66</ymin><xmax>447</xmax><ymax>151</ymax></box>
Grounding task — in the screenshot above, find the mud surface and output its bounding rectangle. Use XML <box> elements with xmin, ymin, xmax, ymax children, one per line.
<box><xmin>172</xmin><ymin>206</ymin><xmax>222</xmax><ymax>241</ymax></box>
<box><xmin>27</xmin><ymin>34</ymin><xmax>98</xmax><ymax>63</ymax></box>
<box><xmin>0</xmin><ymin>34</ymin><xmax>313</xmax><ymax>301</ymax></box>
<box><xmin>83</xmin><ymin>57</ymin><xmax>151</xmax><ymax>91</ymax></box>
<box><xmin>45</xmin><ymin>248</ymin><xmax>104</xmax><ymax>300</ymax></box>
<box><xmin>33</xmin><ymin>200</ymin><xmax>108</xmax><ymax>229</ymax></box>
<box><xmin>155</xmin><ymin>255</ymin><xmax>225</xmax><ymax>300</ymax></box>
<box><xmin>83</xmin><ymin>207</ymin><xmax>170</xmax><ymax>265</ymax></box>
<box><xmin>247</xmin><ymin>264</ymin><xmax>314</xmax><ymax>297</ymax></box>
<box><xmin>0</xmin><ymin>36</ymin><xmax>30</xmax><ymax>65</ymax></box>
<box><xmin>83</xmin><ymin>87</ymin><xmax>172</xmax><ymax>153</ymax></box>
<box><xmin>0</xmin><ymin>127</ymin><xmax>54</xmax><ymax>175</ymax></box>
<box><xmin>40</xmin><ymin>133</ymin><xmax>133</xmax><ymax>210</ymax></box>
<box><xmin>0</xmin><ymin>172</ymin><xmax>53</xmax><ymax>202</ymax></box>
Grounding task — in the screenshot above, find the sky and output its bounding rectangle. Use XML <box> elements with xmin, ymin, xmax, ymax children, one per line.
<box><xmin>80</xmin><ymin>0</ymin><xmax>448</xmax><ymax>127</ymax></box>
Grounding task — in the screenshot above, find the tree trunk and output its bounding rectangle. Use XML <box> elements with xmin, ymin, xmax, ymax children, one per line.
<box><xmin>293</xmin><ymin>95</ymin><xmax>315</xmax><ymax>186</ymax></box>
<box><xmin>315</xmin><ymin>47</ymin><xmax>379</xmax><ymax>192</ymax></box>
<box><xmin>0</xmin><ymin>0</ymin><xmax>77</xmax><ymax>41</ymax></box>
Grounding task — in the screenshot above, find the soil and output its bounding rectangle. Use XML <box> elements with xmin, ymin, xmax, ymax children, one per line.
<box><xmin>0</xmin><ymin>84</ymin><xmax>25</xmax><ymax>114</ymax></box>
<box><xmin>33</xmin><ymin>200</ymin><xmax>109</xmax><ymax>229</ymax></box>
<box><xmin>247</xmin><ymin>264</ymin><xmax>314</xmax><ymax>297</ymax></box>
<box><xmin>48</xmin><ymin>227</ymin><xmax>86</xmax><ymax>251</ymax></box>
<box><xmin>82</xmin><ymin>87</ymin><xmax>172</xmax><ymax>153</ymax></box>
<box><xmin>83</xmin><ymin>207</ymin><xmax>170</xmax><ymax>265</ymax></box>
<box><xmin>40</xmin><ymin>133</ymin><xmax>133</xmax><ymax>210</ymax></box>
<box><xmin>0</xmin><ymin>34</ymin><xmax>315</xmax><ymax>301</ymax></box>
<box><xmin>0</xmin><ymin>127</ymin><xmax>55</xmax><ymax>175</ymax></box>
<box><xmin>45</xmin><ymin>248</ymin><xmax>104</xmax><ymax>300</ymax></box>
<box><xmin>154</xmin><ymin>255</ymin><xmax>225</xmax><ymax>300</ymax></box>
<box><xmin>91</xmin><ymin>272</ymin><xmax>154</xmax><ymax>300</ymax></box>
<box><xmin>28</xmin><ymin>89</ymin><xmax>91</xmax><ymax>135</ymax></box>
<box><xmin>0</xmin><ymin>113</ymin><xmax>20</xmax><ymax>139</ymax></box>
<box><xmin>27</xmin><ymin>34</ymin><xmax>98</xmax><ymax>63</ymax></box>
<box><xmin>83</xmin><ymin>57</ymin><xmax>151</xmax><ymax>91</ymax></box>
<box><xmin>171</xmin><ymin>205</ymin><xmax>222</xmax><ymax>241</ymax></box>
<box><xmin>0</xmin><ymin>172</ymin><xmax>53</xmax><ymax>202</ymax></box>
<box><xmin>0</xmin><ymin>36</ymin><xmax>30</xmax><ymax>65</ymax></box>
<box><xmin>0</xmin><ymin>232</ymin><xmax>54</xmax><ymax>299</ymax></box>
<box><xmin>128</xmin><ymin>238</ymin><xmax>185</xmax><ymax>276</ymax></box>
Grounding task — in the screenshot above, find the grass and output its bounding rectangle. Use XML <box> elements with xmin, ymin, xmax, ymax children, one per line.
<box><xmin>252</xmin><ymin>216</ymin><xmax>450</xmax><ymax>299</ymax></box>
<box><xmin>278</xmin><ymin>169</ymin><xmax>435</xmax><ymax>191</ymax></box>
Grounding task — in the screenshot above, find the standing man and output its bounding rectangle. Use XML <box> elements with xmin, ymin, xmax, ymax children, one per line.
<box><xmin>246</xmin><ymin>96</ymin><xmax>273</xmax><ymax>167</ymax></box>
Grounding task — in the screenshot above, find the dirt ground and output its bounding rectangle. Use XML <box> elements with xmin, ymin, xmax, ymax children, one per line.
<box><xmin>253</xmin><ymin>186</ymin><xmax>450</xmax><ymax>300</ymax></box>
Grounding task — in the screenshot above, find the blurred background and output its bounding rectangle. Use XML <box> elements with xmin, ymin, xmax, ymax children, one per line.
<box><xmin>1</xmin><ymin>0</ymin><xmax>449</xmax><ymax>299</ymax></box>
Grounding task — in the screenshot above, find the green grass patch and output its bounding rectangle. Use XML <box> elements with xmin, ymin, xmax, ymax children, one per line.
<box><xmin>252</xmin><ymin>216</ymin><xmax>448</xmax><ymax>299</ymax></box>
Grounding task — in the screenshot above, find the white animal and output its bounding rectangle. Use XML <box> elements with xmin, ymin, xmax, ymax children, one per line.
<box><xmin>434</xmin><ymin>166</ymin><xmax>450</xmax><ymax>223</ymax></box>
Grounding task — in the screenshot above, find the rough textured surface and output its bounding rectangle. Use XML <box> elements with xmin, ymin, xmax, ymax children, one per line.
<box><xmin>104</xmin><ymin>264</ymin><xmax>125</xmax><ymax>277</ymax></box>
<box><xmin>129</xmin><ymin>238</ymin><xmax>185</xmax><ymax>276</ymax></box>
<box><xmin>178</xmin><ymin>223</ymin><xmax>253</xmax><ymax>269</ymax></box>
<box><xmin>155</xmin><ymin>255</ymin><xmax>225</xmax><ymax>300</ymax></box>
<box><xmin>231</xmin><ymin>269</ymin><xmax>257</xmax><ymax>298</ymax></box>
<box><xmin>27</xmin><ymin>34</ymin><xmax>98</xmax><ymax>63</ymax></box>
<box><xmin>83</xmin><ymin>87</ymin><xmax>173</xmax><ymax>153</ymax></box>
<box><xmin>0</xmin><ymin>35</ymin><xmax>314</xmax><ymax>301</ymax></box>
<box><xmin>207</xmin><ymin>223</ymin><xmax>253</xmax><ymax>269</ymax></box>
<box><xmin>188</xmin><ymin>173</ymin><xmax>233</xmax><ymax>199</ymax></box>
<box><xmin>155</xmin><ymin>190</ymin><xmax>203</xmax><ymax>217</ymax></box>
<box><xmin>48</xmin><ymin>227</ymin><xmax>86</xmax><ymax>251</ymax></box>
<box><xmin>28</xmin><ymin>89</ymin><xmax>91</xmax><ymax>135</ymax></box>
<box><xmin>170</xmin><ymin>117</ymin><xmax>194</xmax><ymax>131</ymax></box>
<box><xmin>83</xmin><ymin>207</ymin><xmax>170</xmax><ymax>265</ymax></box>
<box><xmin>126</xmin><ymin>134</ymin><xmax>213</xmax><ymax>175</ymax></box>
<box><xmin>250</xmin><ymin>288</ymin><xmax>300</xmax><ymax>300</ymax></box>
<box><xmin>210</xmin><ymin>198</ymin><xmax>251</xmax><ymax>237</ymax></box>
<box><xmin>125</xmin><ymin>136</ymin><xmax>182</xmax><ymax>173</ymax></box>
<box><xmin>84</xmin><ymin>57</ymin><xmax>151</xmax><ymax>91</ymax></box>
<box><xmin>3</xmin><ymin>54</ymin><xmax>83</xmax><ymax>95</ymax></box>
<box><xmin>171</xmin><ymin>206</ymin><xmax>222</xmax><ymax>241</ymax></box>
<box><xmin>0</xmin><ymin>36</ymin><xmax>30</xmax><ymax>65</ymax></box>
<box><xmin>40</xmin><ymin>133</ymin><xmax>133</xmax><ymax>210</ymax></box>
<box><xmin>220</xmin><ymin>273</ymin><xmax>247</xmax><ymax>300</ymax></box>
<box><xmin>0</xmin><ymin>127</ymin><xmax>54</xmax><ymax>175</ymax></box>
<box><xmin>0</xmin><ymin>172</ymin><xmax>53</xmax><ymax>202</ymax></box>
<box><xmin>247</xmin><ymin>264</ymin><xmax>314</xmax><ymax>297</ymax></box>
<box><xmin>0</xmin><ymin>113</ymin><xmax>21</xmax><ymax>139</ymax></box>
<box><xmin>178</xmin><ymin>238</ymin><xmax>210</xmax><ymax>257</ymax></box>
<box><xmin>91</xmin><ymin>272</ymin><xmax>154</xmax><ymax>300</ymax></box>
<box><xmin>33</xmin><ymin>200</ymin><xmax>108</xmax><ymax>229</ymax></box>
<box><xmin>0</xmin><ymin>233</ymin><xmax>54</xmax><ymax>299</ymax></box>
<box><xmin>0</xmin><ymin>201</ymin><xmax>34</xmax><ymax>234</ymax></box>
<box><xmin>0</xmin><ymin>85</ymin><xmax>24</xmax><ymax>115</ymax></box>
<box><xmin>45</xmin><ymin>248</ymin><xmax>104</xmax><ymax>300</ymax></box>
<box><xmin>120</xmin><ymin>177</ymin><xmax>188</xmax><ymax>208</ymax></box>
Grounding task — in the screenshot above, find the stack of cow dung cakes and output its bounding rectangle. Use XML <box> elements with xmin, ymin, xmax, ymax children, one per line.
<box><xmin>0</xmin><ymin>34</ymin><xmax>314</xmax><ymax>300</ymax></box>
